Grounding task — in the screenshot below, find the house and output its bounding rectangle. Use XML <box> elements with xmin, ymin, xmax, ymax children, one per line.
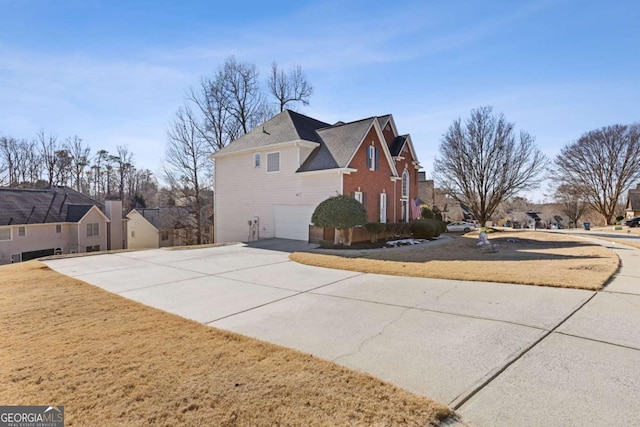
<box><xmin>126</xmin><ymin>206</ymin><xmax>198</xmax><ymax>249</ymax></box>
<box><xmin>0</xmin><ymin>186</ymin><xmax>124</xmax><ymax>264</ymax></box>
<box><xmin>625</xmin><ymin>184</ymin><xmax>640</xmax><ymax>218</ymax></box>
<box><xmin>211</xmin><ymin>110</ymin><xmax>421</xmax><ymax>243</ymax></box>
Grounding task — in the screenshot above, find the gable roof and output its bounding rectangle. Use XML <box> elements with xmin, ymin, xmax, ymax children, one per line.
<box><xmin>299</xmin><ymin>117</ymin><xmax>376</xmax><ymax>172</ymax></box>
<box><xmin>0</xmin><ymin>186</ymin><xmax>104</xmax><ymax>226</ymax></box>
<box><xmin>214</xmin><ymin>109</ymin><xmax>419</xmax><ymax>175</ymax></box>
<box><xmin>130</xmin><ymin>206</ymin><xmax>195</xmax><ymax>230</ymax></box>
<box><xmin>627</xmin><ymin>187</ymin><xmax>640</xmax><ymax>211</ymax></box>
<box><xmin>213</xmin><ymin>110</ymin><xmax>330</xmax><ymax>156</ymax></box>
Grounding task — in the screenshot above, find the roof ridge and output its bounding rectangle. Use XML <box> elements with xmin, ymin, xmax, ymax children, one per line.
<box><xmin>316</xmin><ymin>116</ymin><xmax>377</xmax><ymax>132</ymax></box>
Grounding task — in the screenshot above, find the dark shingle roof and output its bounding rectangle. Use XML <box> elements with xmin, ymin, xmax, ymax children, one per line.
<box><xmin>298</xmin><ymin>117</ymin><xmax>375</xmax><ymax>172</ymax></box>
<box><xmin>215</xmin><ymin>110</ymin><xmax>409</xmax><ymax>174</ymax></box>
<box><xmin>0</xmin><ymin>186</ymin><xmax>103</xmax><ymax>225</ymax></box>
<box><xmin>627</xmin><ymin>188</ymin><xmax>640</xmax><ymax>210</ymax></box>
<box><xmin>377</xmin><ymin>115</ymin><xmax>392</xmax><ymax>130</ymax></box>
<box><xmin>136</xmin><ymin>206</ymin><xmax>195</xmax><ymax>230</ymax></box>
<box><xmin>214</xmin><ymin>110</ymin><xmax>330</xmax><ymax>156</ymax></box>
<box><xmin>389</xmin><ymin>135</ymin><xmax>408</xmax><ymax>156</ymax></box>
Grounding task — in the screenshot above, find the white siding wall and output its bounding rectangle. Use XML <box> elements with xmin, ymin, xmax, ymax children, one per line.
<box><xmin>0</xmin><ymin>223</ymin><xmax>76</xmax><ymax>264</ymax></box>
<box><xmin>127</xmin><ymin>211</ymin><xmax>160</xmax><ymax>249</ymax></box>
<box><xmin>78</xmin><ymin>209</ymin><xmax>108</xmax><ymax>252</ymax></box>
<box><xmin>215</xmin><ymin>144</ymin><xmax>342</xmax><ymax>243</ymax></box>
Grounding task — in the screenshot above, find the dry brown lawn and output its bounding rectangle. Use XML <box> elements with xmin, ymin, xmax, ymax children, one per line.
<box><xmin>291</xmin><ymin>231</ymin><xmax>618</xmax><ymax>290</ymax></box>
<box><xmin>0</xmin><ymin>262</ymin><xmax>452</xmax><ymax>426</ymax></box>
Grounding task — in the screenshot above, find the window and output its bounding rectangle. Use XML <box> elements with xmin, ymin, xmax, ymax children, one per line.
<box><xmin>87</xmin><ymin>223</ymin><xmax>99</xmax><ymax>236</ymax></box>
<box><xmin>160</xmin><ymin>231</ymin><xmax>169</xmax><ymax>241</ymax></box>
<box><xmin>267</xmin><ymin>152</ymin><xmax>280</xmax><ymax>172</ymax></box>
<box><xmin>367</xmin><ymin>145</ymin><xmax>379</xmax><ymax>171</ymax></box>
<box><xmin>131</xmin><ymin>230</ymin><xmax>136</xmax><ymax>238</ymax></box>
<box><xmin>379</xmin><ymin>193</ymin><xmax>387</xmax><ymax>223</ymax></box>
<box><xmin>0</xmin><ymin>227</ymin><xmax>11</xmax><ymax>241</ymax></box>
<box><xmin>86</xmin><ymin>245</ymin><xmax>100</xmax><ymax>252</ymax></box>
<box><xmin>354</xmin><ymin>191</ymin><xmax>363</xmax><ymax>204</ymax></box>
<box><xmin>402</xmin><ymin>170</ymin><xmax>410</xmax><ymax>198</ymax></box>
<box><xmin>18</xmin><ymin>227</ymin><xmax>25</xmax><ymax>237</ymax></box>
<box><xmin>56</xmin><ymin>224</ymin><xmax>62</xmax><ymax>233</ymax></box>
<box><xmin>254</xmin><ymin>153</ymin><xmax>261</xmax><ymax>168</ymax></box>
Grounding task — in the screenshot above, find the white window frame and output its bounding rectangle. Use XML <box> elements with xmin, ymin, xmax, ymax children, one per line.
<box><xmin>402</xmin><ymin>170</ymin><xmax>410</xmax><ymax>198</ymax></box>
<box><xmin>18</xmin><ymin>226</ymin><xmax>26</xmax><ymax>237</ymax></box>
<box><xmin>0</xmin><ymin>227</ymin><xmax>11</xmax><ymax>242</ymax></box>
<box><xmin>368</xmin><ymin>146</ymin><xmax>376</xmax><ymax>171</ymax></box>
<box><xmin>87</xmin><ymin>223</ymin><xmax>99</xmax><ymax>237</ymax></box>
<box><xmin>254</xmin><ymin>153</ymin><xmax>261</xmax><ymax>168</ymax></box>
<box><xmin>379</xmin><ymin>193</ymin><xmax>387</xmax><ymax>223</ymax></box>
<box><xmin>266</xmin><ymin>151</ymin><xmax>280</xmax><ymax>173</ymax></box>
<box><xmin>354</xmin><ymin>191</ymin><xmax>363</xmax><ymax>204</ymax></box>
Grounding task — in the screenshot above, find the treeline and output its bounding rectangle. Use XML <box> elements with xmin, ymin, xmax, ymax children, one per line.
<box><xmin>0</xmin><ymin>131</ymin><xmax>158</xmax><ymax>210</ymax></box>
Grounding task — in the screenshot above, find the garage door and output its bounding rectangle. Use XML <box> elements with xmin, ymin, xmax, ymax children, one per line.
<box><xmin>273</xmin><ymin>205</ymin><xmax>315</xmax><ymax>241</ymax></box>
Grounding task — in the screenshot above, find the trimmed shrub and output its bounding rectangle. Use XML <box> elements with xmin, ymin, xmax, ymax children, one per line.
<box><xmin>410</xmin><ymin>219</ymin><xmax>447</xmax><ymax>239</ymax></box>
<box><xmin>312</xmin><ymin>195</ymin><xmax>367</xmax><ymax>246</ymax></box>
<box><xmin>364</xmin><ymin>222</ymin><xmax>386</xmax><ymax>242</ymax></box>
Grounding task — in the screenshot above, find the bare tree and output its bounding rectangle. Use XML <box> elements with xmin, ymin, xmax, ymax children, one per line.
<box><xmin>66</xmin><ymin>135</ymin><xmax>91</xmax><ymax>192</ymax></box>
<box><xmin>0</xmin><ymin>136</ymin><xmax>19</xmax><ymax>186</ymax></box>
<box><xmin>554</xmin><ymin>124</ymin><xmax>640</xmax><ymax>225</ymax></box>
<box><xmin>221</xmin><ymin>56</ymin><xmax>267</xmax><ymax>135</ymax></box>
<box><xmin>186</xmin><ymin>74</ymin><xmax>239</xmax><ymax>152</ymax></box>
<box><xmin>113</xmin><ymin>145</ymin><xmax>134</xmax><ymax>201</ymax></box>
<box><xmin>554</xmin><ymin>184</ymin><xmax>589</xmax><ymax>228</ymax></box>
<box><xmin>164</xmin><ymin>105</ymin><xmax>209</xmax><ymax>245</ymax></box>
<box><xmin>433</xmin><ymin>106</ymin><xmax>548</xmax><ymax>226</ymax></box>
<box><xmin>268</xmin><ymin>62</ymin><xmax>313</xmax><ymax>112</ymax></box>
<box><xmin>37</xmin><ymin>130</ymin><xmax>60</xmax><ymax>186</ymax></box>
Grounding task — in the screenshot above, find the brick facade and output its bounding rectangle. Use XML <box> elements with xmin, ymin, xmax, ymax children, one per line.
<box><xmin>343</xmin><ymin>125</ymin><xmax>419</xmax><ymax>223</ymax></box>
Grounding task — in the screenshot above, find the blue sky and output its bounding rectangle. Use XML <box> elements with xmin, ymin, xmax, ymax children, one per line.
<box><xmin>1</xmin><ymin>0</ymin><xmax>639</xmax><ymax>201</ymax></box>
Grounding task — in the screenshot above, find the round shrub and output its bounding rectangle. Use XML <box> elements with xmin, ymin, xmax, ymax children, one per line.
<box><xmin>364</xmin><ymin>222</ymin><xmax>387</xmax><ymax>242</ymax></box>
<box><xmin>311</xmin><ymin>195</ymin><xmax>367</xmax><ymax>230</ymax></box>
<box><xmin>410</xmin><ymin>219</ymin><xmax>447</xmax><ymax>239</ymax></box>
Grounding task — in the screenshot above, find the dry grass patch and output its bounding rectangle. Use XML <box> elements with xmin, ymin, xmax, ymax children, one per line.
<box><xmin>0</xmin><ymin>262</ymin><xmax>452</xmax><ymax>426</ymax></box>
<box><xmin>291</xmin><ymin>232</ymin><xmax>618</xmax><ymax>290</ymax></box>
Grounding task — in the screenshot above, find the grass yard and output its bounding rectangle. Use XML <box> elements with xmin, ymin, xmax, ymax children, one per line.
<box><xmin>0</xmin><ymin>261</ymin><xmax>453</xmax><ymax>426</ymax></box>
<box><xmin>291</xmin><ymin>231</ymin><xmax>619</xmax><ymax>290</ymax></box>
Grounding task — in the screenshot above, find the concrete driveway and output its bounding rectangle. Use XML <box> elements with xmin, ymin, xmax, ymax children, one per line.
<box><xmin>44</xmin><ymin>238</ymin><xmax>640</xmax><ymax>426</ymax></box>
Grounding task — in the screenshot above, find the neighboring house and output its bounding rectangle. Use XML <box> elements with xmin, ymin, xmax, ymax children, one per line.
<box><xmin>625</xmin><ymin>184</ymin><xmax>640</xmax><ymax>218</ymax></box>
<box><xmin>211</xmin><ymin>110</ymin><xmax>421</xmax><ymax>243</ymax></box>
<box><xmin>0</xmin><ymin>186</ymin><xmax>124</xmax><ymax>265</ymax></box>
<box><xmin>126</xmin><ymin>206</ymin><xmax>197</xmax><ymax>249</ymax></box>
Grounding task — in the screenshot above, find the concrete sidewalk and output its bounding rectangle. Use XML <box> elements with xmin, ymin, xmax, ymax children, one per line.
<box><xmin>44</xmin><ymin>238</ymin><xmax>640</xmax><ymax>426</ymax></box>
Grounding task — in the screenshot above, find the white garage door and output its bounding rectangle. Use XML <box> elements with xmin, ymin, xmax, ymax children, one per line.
<box><xmin>273</xmin><ymin>205</ymin><xmax>315</xmax><ymax>241</ymax></box>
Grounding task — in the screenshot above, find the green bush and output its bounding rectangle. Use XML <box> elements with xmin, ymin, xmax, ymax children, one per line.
<box><xmin>312</xmin><ymin>195</ymin><xmax>367</xmax><ymax>246</ymax></box>
<box><xmin>311</xmin><ymin>195</ymin><xmax>367</xmax><ymax>229</ymax></box>
<box><xmin>421</xmin><ymin>207</ymin><xmax>435</xmax><ymax>219</ymax></box>
<box><xmin>410</xmin><ymin>219</ymin><xmax>446</xmax><ymax>239</ymax></box>
<box><xmin>364</xmin><ymin>222</ymin><xmax>386</xmax><ymax>242</ymax></box>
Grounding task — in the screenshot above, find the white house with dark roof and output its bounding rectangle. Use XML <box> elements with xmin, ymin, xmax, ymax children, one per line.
<box><xmin>211</xmin><ymin>110</ymin><xmax>421</xmax><ymax>243</ymax></box>
<box><xmin>126</xmin><ymin>206</ymin><xmax>198</xmax><ymax>249</ymax></box>
<box><xmin>625</xmin><ymin>184</ymin><xmax>640</xmax><ymax>219</ymax></box>
<box><xmin>0</xmin><ymin>186</ymin><xmax>124</xmax><ymax>264</ymax></box>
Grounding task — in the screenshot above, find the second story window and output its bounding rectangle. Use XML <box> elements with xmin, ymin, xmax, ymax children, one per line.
<box><xmin>18</xmin><ymin>227</ymin><xmax>26</xmax><ymax>236</ymax></box>
<box><xmin>267</xmin><ymin>152</ymin><xmax>280</xmax><ymax>172</ymax></box>
<box><xmin>367</xmin><ymin>145</ymin><xmax>378</xmax><ymax>171</ymax></box>
<box><xmin>254</xmin><ymin>153</ymin><xmax>260</xmax><ymax>168</ymax></box>
<box><xmin>56</xmin><ymin>224</ymin><xmax>62</xmax><ymax>233</ymax></box>
<box><xmin>87</xmin><ymin>223</ymin><xmax>99</xmax><ymax>237</ymax></box>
